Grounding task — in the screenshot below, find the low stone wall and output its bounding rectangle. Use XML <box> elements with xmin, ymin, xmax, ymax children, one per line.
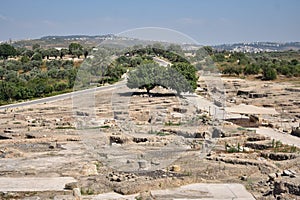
<box><xmin>274</xmin><ymin>180</ymin><xmax>300</xmax><ymax>196</ymax></box>
<box><xmin>245</xmin><ymin>141</ymin><xmax>272</xmax><ymax>150</ymax></box>
<box><xmin>261</xmin><ymin>152</ymin><xmax>298</xmax><ymax>161</ymax></box>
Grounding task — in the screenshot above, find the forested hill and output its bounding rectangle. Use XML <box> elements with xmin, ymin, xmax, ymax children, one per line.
<box><xmin>7</xmin><ymin>35</ymin><xmax>117</xmax><ymax>49</ymax></box>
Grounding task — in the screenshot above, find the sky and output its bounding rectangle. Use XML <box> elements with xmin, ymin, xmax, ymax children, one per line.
<box><xmin>0</xmin><ymin>0</ymin><xmax>299</xmax><ymax>45</ymax></box>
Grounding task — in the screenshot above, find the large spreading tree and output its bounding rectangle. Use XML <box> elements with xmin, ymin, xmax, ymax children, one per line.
<box><xmin>127</xmin><ymin>63</ymin><xmax>196</xmax><ymax>95</ymax></box>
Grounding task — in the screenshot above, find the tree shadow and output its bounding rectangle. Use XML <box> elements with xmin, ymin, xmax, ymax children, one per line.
<box><xmin>117</xmin><ymin>91</ymin><xmax>177</xmax><ymax>97</ymax></box>
<box><xmin>132</xmin><ymin>91</ymin><xmax>177</xmax><ymax>97</ymax></box>
<box><xmin>117</xmin><ymin>91</ymin><xmax>133</xmax><ymax>97</ymax></box>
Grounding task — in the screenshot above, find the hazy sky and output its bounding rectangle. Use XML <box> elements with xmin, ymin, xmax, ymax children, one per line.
<box><xmin>0</xmin><ymin>0</ymin><xmax>299</xmax><ymax>45</ymax></box>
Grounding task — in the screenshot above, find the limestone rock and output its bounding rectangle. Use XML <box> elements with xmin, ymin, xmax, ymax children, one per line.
<box><xmin>268</xmin><ymin>173</ymin><xmax>277</xmax><ymax>182</ymax></box>
<box><xmin>170</xmin><ymin>165</ymin><xmax>181</xmax><ymax>172</ymax></box>
<box><xmin>282</xmin><ymin>169</ymin><xmax>296</xmax><ymax>177</ymax></box>
<box><xmin>241</xmin><ymin>175</ymin><xmax>248</xmax><ymax>181</ymax></box>
<box><xmin>212</xmin><ymin>127</ymin><xmax>224</xmax><ymax>138</ymax></box>
<box><xmin>73</xmin><ymin>188</ymin><xmax>81</xmax><ymax>200</ymax></box>
<box><xmin>81</xmin><ymin>164</ymin><xmax>98</xmax><ymax>176</ymax></box>
<box><xmin>151</xmin><ymin>159</ymin><xmax>160</xmax><ymax>166</ymax></box>
<box><xmin>138</xmin><ymin>160</ymin><xmax>148</xmax><ymax>169</ymax></box>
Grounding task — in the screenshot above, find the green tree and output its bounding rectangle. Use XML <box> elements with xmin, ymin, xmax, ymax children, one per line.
<box><xmin>23</xmin><ymin>50</ymin><xmax>34</xmax><ymax>58</ymax></box>
<box><xmin>83</xmin><ymin>47</ymin><xmax>92</xmax><ymax>59</ymax></box>
<box><xmin>129</xmin><ymin>57</ymin><xmax>143</xmax><ymax>67</ymax></box>
<box><xmin>0</xmin><ymin>81</ymin><xmax>17</xmax><ymax>101</ymax></box>
<box><xmin>152</xmin><ymin>43</ymin><xmax>165</xmax><ymax>50</ymax></box>
<box><xmin>0</xmin><ymin>44</ymin><xmax>17</xmax><ymax>59</ymax></box>
<box><xmin>165</xmin><ymin>67</ymin><xmax>193</xmax><ymax>94</ymax></box>
<box><xmin>263</xmin><ymin>66</ymin><xmax>277</xmax><ymax>80</ymax></box>
<box><xmin>212</xmin><ymin>53</ymin><xmax>225</xmax><ymax>62</ymax></box>
<box><xmin>171</xmin><ymin>62</ymin><xmax>197</xmax><ymax>90</ymax></box>
<box><xmin>49</xmin><ymin>48</ymin><xmax>59</xmax><ymax>59</ymax></box>
<box><xmin>66</xmin><ymin>68</ymin><xmax>77</xmax><ymax>88</ymax></box>
<box><xmin>203</xmin><ymin>46</ymin><xmax>213</xmax><ymax>56</ymax></box>
<box><xmin>276</xmin><ymin>65</ymin><xmax>291</xmax><ymax>76</ymax></box>
<box><xmin>20</xmin><ymin>55</ymin><xmax>30</xmax><ymax>64</ymax></box>
<box><xmin>60</xmin><ymin>48</ymin><xmax>69</xmax><ymax>59</ymax></box>
<box><xmin>73</xmin><ymin>49</ymin><xmax>83</xmax><ymax>59</ymax></box>
<box><xmin>290</xmin><ymin>59</ymin><xmax>299</xmax><ymax>66</ymax></box>
<box><xmin>16</xmin><ymin>47</ymin><xmax>27</xmax><ymax>56</ymax></box>
<box><xmin>54</xmin><ymin>82</ymin><xmax>68</xmax><ymax>91</ymax></box>
<box><xmin>167</xmin><ymin>44</ymin><xmax>183</xmax><ymax>55</ymax></box>
<box><xmin>41</xmin><ymin>49</ymin><xmax>50</xmax><ymax>59</ymax></box>
<box><xmin>4</xmin><ymin>70</ymin><xmax>19</xmax><ymax>82</ymax></box>
<box><xmin>244</xmin><ymin>64</ymin><xmax>260</xmax><ymax>75</ymax></box>
<box><xmin>127</xmin><ymin>63</ymin><xmax>194</xmax><ymax>95</ymax></box>
<box><xmin>62</xmin><ymin>60</ymin><xmax>74</xmax><ymax>69</ymax></box>
<box><xmin>28</xmin><ymin>78</ymin><xmax>50</xmax><ymax>97</ymax></box>
<box><xmin>127</xmin><ymin>63</ymin><xmax>167</xmax><ymax>94</ymax></box>
<box><xmin>222</xmin><ymin>65</ymin><xmax>242</xmax><ymax>75</ymax></box>
<box><xmin>31</xmin><ymin>52</ymin><xmax>42</xmax><ymax>61</ymax></box>
<box><xmin>32</xmin><ymin>44</ymin><xmax>40</xmax><ymax>50</ymax></box>
<box><xmin>106</xmin><ymin>65</ymin><xmax>126</xmax><ymax>83</ymax></box>
<box><xmin>69</xmin><ymin>43</ymin><xmax>83</xmax><ymax>58</ymax></box>
<box><xmin>0</xmin><ymin>67</ymin><xmax>6</xmax><ymax>79</ymax></box>
<box><xmin>47</xmin><ymin>67</ymin><xmax>59</xmax><ymax>79</ymax></box>
<box><xmin>5</xmin><ymin>60</ymin><xmax>22</xmax><ymax>71</ymax></box>
<box><xmin>195</xmin><ymin>47</ymin><xmax>209</xmax><ymax>61</ymax></box>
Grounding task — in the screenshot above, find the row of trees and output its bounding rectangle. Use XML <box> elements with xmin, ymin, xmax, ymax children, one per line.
<box><xmin>121</xmin><ymin>46</ymin><xmax>189</xmax><ymax>64</ymax></box>
<box><xmin>1</xmin><ymin>59</ymin><xmax>75</xmax><ymax>72</ymax></box>
<box><xmin>213</xmin><ymin>51</ymin><xmax>300</xmax><ymax>80</ymax></box>
<box><xmin>0</xmin><ymin>42</ymin><xmax>89</xmax><ymax>60</ymax></box>
<box><xmin>0</xmin><ymin>44</ymin><xmax>130</xmax><ymax>103</ymax></box>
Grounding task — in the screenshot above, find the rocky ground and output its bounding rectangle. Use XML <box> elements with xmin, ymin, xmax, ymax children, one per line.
<box><xmin>222</xmin><ymin>77</ymin><xmax>300</xmax><ymax>132</ymax></box>
<box><xmin>0</xmin><ymin>77</ymin><xmax>299</xmax><ymax>200</ymax></box>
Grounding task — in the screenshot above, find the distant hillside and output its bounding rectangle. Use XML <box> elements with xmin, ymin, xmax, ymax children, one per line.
<box><xmin>40</xmin><ymin>34</ymin><xmax>116</xmax><ymax>41</ymax></box>
<box><xmin>10</xmin><ymin>34</ymin><xmax>202</xmax><ymax>50</ymax></box>
<box><xmin>213</xmin><ymin>42</ymin><xmax>300</xmax><ymax>53</ymax></box>
<box><xmin>11</xmin><ymin>34</ymin><xmax>117</xmax><ymax>49</ymax></box>
<box><xmin>8</xmin><ymin>35</ymin><xmax>300</xmax><ymax>52</ymax></box>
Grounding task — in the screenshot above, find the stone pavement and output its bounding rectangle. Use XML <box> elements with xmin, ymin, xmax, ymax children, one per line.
<box><xmin>150</xmin><ymin>183</ymin><xmax>255</xmax><ymax>200</ymax></box>
<box><xmin>0</xmin><ymin>177</ymin><xmax>76</xmax><ymax>192</ymax></box>
<box><xmin>256</xmin><ymin>127</ymin><xmax>300</xmax><ymax>148</ymax></box>
<box><xmin>89</xmin><ymin>183</ymin><xmax>255</xmax><ymax>200</ymax></box>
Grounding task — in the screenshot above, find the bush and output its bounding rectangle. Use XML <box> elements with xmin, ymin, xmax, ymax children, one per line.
<box><xmin>54</xmin><ymin>82</ymin><xmax>68</xmax><ymax>91</ymax></box>
<box><xmin>244</xmin><ymin>64</ymin><xmax>260</xmax><ymax>75</ymax></box>
<box><xmin>222</xmin><ymin>65</ymin><xmax>243</xmax><ymax>75</ymax></box>
<box><xmin>262</xmin><ymin>66</ymin><xmax>277</xmax><ymax>80</ymax></box>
